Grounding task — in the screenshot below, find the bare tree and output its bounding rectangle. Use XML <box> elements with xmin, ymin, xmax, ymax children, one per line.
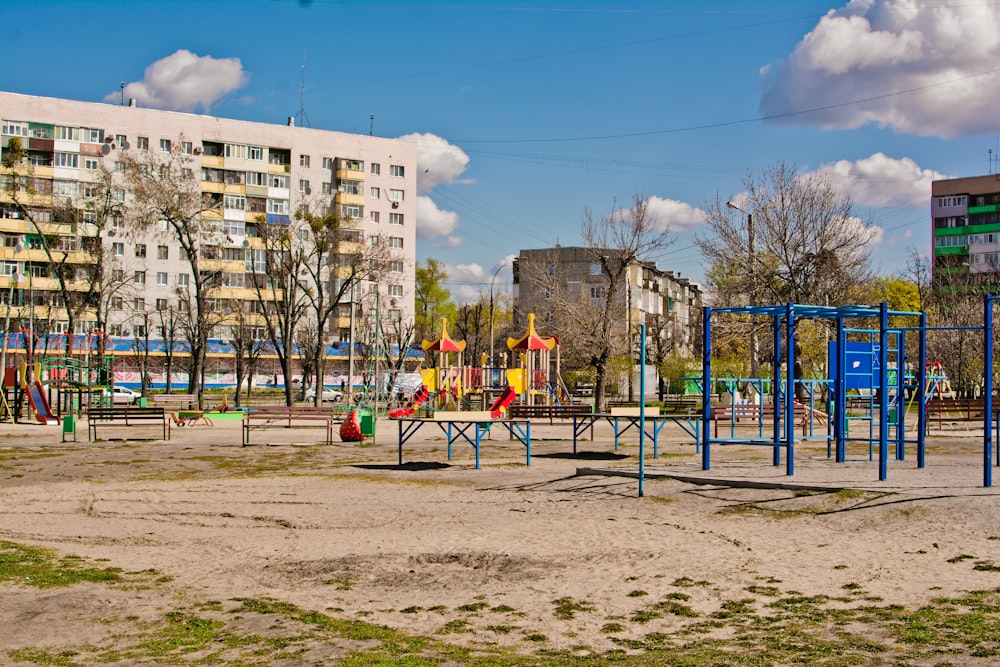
<box><xmin>2</xmin><ymin>138</ymin><xmax>122</xmax><ymax>353</ymax></box>
<box><xmin>120</xmin><ymin>138</ymin><xmax>222</xmax><ymax>407</ymax></box>
<box><xmin>155</xmin><ymin>306</ymin><xmax>183</xmax><ymax>393</ymax></box>
<box><xmin>252</xmin><ymin>219</ymin><xmax>308</xmax><ymax>406</ymax></box>
<box><xmin>523</xmin><ymin>194</ymin><xmax>674</xmax><ymax>410</ymax></box>
<box><xmin>697</xmin><ymin>162</ymin><xmax>877</xmax><ymax>308</ymax></box>
<box><xmin>296</xmin><ymin>205</ymin><xmax>391</xmax><ymax>406</ymax></box>
<box><xmin>229</xmin><ymin>301</ymin><xmax>266</xmax><ymax>407</ymax></box>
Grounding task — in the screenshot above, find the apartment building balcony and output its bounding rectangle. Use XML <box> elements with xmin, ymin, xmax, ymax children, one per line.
<box><xmin>201</xmin><ymin>155</ymin><xmax>224</xmax><ymax>169</ymax></box>
<box><xmin>969</xmin><ymin>204</ymin><xmax>1000</xmax><ymax>215</ymax></box>
<box><xmin>335</xmin><ymin>167</ymin><xmax>364</xmax><ymax>181</ymax></box>
<box><xmin>334</xmin><ymin>191</ymin><xmax>364</xmax><ymax>207</ymax></box>
<box><xmin>202</xmin><ymin>181</ymin><xmax>225</xmax><ymax>194</ymax></box>
<box><xmin>268</xmin><ymin>162</ymin><xmax>291</xmax><ymax>175</ymax></box>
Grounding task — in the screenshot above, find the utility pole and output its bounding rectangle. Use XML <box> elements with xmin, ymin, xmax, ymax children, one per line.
<box><xmin>728</xmin><ymin>202</ymin><xmax>758</xmax><ymax>379</ymax></box>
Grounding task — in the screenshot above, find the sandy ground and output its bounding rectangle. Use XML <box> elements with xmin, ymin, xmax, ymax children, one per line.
<box><xmin>1</xmin><ymin>414</ymin><xmax>1000</xmax><ymax>664</ymax></box>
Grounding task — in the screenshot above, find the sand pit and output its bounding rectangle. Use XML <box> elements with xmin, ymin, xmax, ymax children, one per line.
<box><xmin>2</xmin><ymin>416</ymin><xmax>1000</xmax><ymax>664</ymax></box>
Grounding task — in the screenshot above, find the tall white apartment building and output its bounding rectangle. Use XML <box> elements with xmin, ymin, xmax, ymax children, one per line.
<box><xmin>0</xmin><ymin>91</ymin><xmax>417</xmax><ymax>353</ymax></box>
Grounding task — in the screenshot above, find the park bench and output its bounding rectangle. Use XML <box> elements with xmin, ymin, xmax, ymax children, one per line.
<box><xmin>507</xmin><ymin>404</ymin><xmax>593</xmax><ymax>424</ymax></box>
<box><xmin>924</xmin><ymin>398</ymin><xmax>998</xmax><ymax>426</ymax></box>
<box><xmin>88</xmin><ymin>406</ymin><xmax>170</xmax><ymax>441</ymax></box>
<box><xmin>242</xmin><ymin>406</ymin><xmax>345</xmax><ymax>446</ymax></box>
<box><xmin>151</xmin><ymin>394</ymin><xmax>198</xmax><ymax>410</ymax></box>
<box><xmin>709</xmin><ymin>403</ymin><xmax>823</xmax><ymax>437</ymax></box>
<box><xmin>608</xmin><ymin>398</ymin><xmax>700</xmax><ymax>414</ymax></box>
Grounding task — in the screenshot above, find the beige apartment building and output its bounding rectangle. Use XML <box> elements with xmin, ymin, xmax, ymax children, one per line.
<box><xmin>512</xmin><ymin>246</ymin><xmax>703</xmax><ymax>360</ymax></box>
<box><xmin>0</xmin><ymin>92</ymin><xmax>417</xmax><ymax>367</ymax></box>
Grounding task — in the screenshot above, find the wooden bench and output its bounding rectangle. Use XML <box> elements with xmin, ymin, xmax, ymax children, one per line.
<box><xmin>925</xmin><ymin>398</ymin><xmax>992</xmax><ymax>423</ymax></box>
<box><xmin>507</xmin><ymin>404</ymin><xmax>593</xmax><ymax>424</ymax></box>
<box><xmin>710</xmin><ymin>403</ymin><xmax>822</xmax><ymax>437</ymax></box>
<box><xmin>151</xmin><ymin>394</ymin><xmax>198</xmax><ymax>410</ymax></box>
<box><xmin>242</xmin><ymin>406</ymin><xmax>345</xmax><ymax>446</ymax></box>
<box><xmin>608</xmin><ymin>399</ymin><xmax>700</xmax><ymax>414</ymax></box>
<box><xmin>88</xmin><ymin>406</ymin><xmax>170</xmax><ymax>441</ymax></box>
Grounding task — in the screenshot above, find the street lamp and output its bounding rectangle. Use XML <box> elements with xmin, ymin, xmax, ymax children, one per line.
<box><xmin>488</xmin><ymin>263</ymin><xmax>505</xmax><ymax>364</ymax></box>
<box><xmin>727</xmin><ymin>201</ymin><xmax>758</xmax><ymax>379</ymax></box>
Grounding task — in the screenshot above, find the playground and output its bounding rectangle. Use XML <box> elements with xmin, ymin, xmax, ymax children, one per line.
<box><xmin>1</xmin><ymin>417</ymin><xmax>999</xmax><ymax>664</ymax></box>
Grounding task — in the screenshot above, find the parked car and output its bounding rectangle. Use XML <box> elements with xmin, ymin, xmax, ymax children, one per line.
<box><xmin>304</xmin><ymin>386</ymin><xmax>344</xmax><ymax>403</ymax></box>
<box><xmin>106</xmin><ymin>386</ymin><xmax>141</xmax><ymax>405</ymax></box>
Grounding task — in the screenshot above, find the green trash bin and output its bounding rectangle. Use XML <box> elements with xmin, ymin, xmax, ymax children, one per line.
<box><xmin>62</xmin><ymin>415</ymin><xmax>76</xmax><ymax>443</ymax></box>
<box><xmin>360</xmin><ymin>412</ymin><xmax>376</xmax><ymax>438</ymax></box>
<box><xmin>137</xmin><ymin>397</ymin><xmax>148</xmax><ymax>407</ymax></box>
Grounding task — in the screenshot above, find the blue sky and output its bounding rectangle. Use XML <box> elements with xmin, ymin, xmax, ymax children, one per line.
<box><xmin>4</xmin><ymin>0</ymin><xmax>998</xmax><ymax>301</ymax></box>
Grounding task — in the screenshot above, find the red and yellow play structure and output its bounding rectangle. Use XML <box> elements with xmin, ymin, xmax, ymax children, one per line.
<box><xmin>398</xmin><ymin>314</ymin><xmax>570</xmax><ymax>416</ymax></box>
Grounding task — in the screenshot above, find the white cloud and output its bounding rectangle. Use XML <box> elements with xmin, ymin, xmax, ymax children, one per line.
<box><xmin>444</xmin><ymin>262</ymin><xmax>486</xmax><ymax>305</ymax></box>
<box><xmin>416</xmin><ymin>195</ymin><xmax>460</xmax><ymax>240</ymax></box>
<box><xmin>760</xmin><ymin>1</ymin><xmax>1000</xmax><ymax>137</ymax></box>
<box><xmin>811</xmin><ymin>152</ymin><xmax>948</xmax><ymax>207</ymax></box>
<box><xmin>442</xmin><ymin>261</ymin><xmax>514</xmax><ymax>305</ymax></box>
<box><xmin>437</xmin><ymin>235</ymin><xmax>464</xmax><ymax>249</ymax></box>
<box><xmin>645</xmin><ymin>196</ymin><xmax>706</xmax><ymax>232</ymax></box>
<box><xmin>106</xmin><ymin>50</ymin><xmax>248</xmax><ymax>113</ymax></box>
<box><xmin>397</xmin><ymin>133</ymin><xmax>471</xmax><ymax>194</ymax></box>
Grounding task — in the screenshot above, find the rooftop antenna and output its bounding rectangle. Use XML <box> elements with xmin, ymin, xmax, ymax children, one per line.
<box><xmin>991</xmin><ymin>148</ymin><xmax>994</xmax><ymax>175</ymax></box>
<box><xmin>369</xmin><ymin>114</ymin><xmax>375</xmax><ymax>136</ymax></box>
<box><xmin>120</xmin><ymin>81</ymin><xmax>125</xmax><ymax>106</ymax></box>
<box><xmin>295</xmin><ymin>48</ymin><xmax>311</xmax><ymax>128</ymax></box>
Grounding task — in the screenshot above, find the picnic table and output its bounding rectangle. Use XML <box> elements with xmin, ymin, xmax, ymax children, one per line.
<box><xmin>396</xmin><ymin>411</ymin><xmax>531</xmax><ymax>468</ymax></box>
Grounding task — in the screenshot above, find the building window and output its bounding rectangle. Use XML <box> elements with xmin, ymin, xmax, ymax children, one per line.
<box><xmin>54</xmin><ymin>153</ymin><xmax>78</xmax><ymax>168</ymax></box>
<box><xmin>298</xmin><ymin>179</ymin><xmax>310</xmax><ymax>193</ymax></box>
<box><xmin>247</xmin><ymin>171</ymin><xmax>266</xmax><ymax>187</ymax></box>
<box><xmin>388</xmin><ymin>189</ymin><xmax>404</xmax><ymax>202</ymax></box>
<box><xmin>224</xmin><ymin>194</ymin><xmax>245</xmax><ymax>210</ymax></box>
<box><xmin>299</xmin><ymin>154</ymin><xmax>310</xmax><ymax>168</ymax></box>
<box><xmin>320</xmin><ymin>157</ymin><xmax>332</xmax><ymax>169</ymax></box>
<box><xmin>137</xmin><ymin>136</ymin><xmax>149</xmax><ymax>150</ymax></box>
<box><xmin>112</xmin><ymin>242</ymin><xmax>124</xmax><ymax>256</ymax></box>
<box><xmin>390</xmin><ymin>260</ymin><xmax>404</xmax><ymax>273</ymax></box>
<box><xmin>248</xmin><ymin>145</ymin><xmax>263</xmax><ymax>160</ymax></box>
<box><xmin>157</xmin><ymin>245</ymin><xmax>168</xmax><ymax>260</ymax></box>
<box><xmin>389</xmin><ymin>213</ymin><xmax>403</xmax><ymax>226</ymax></box>
<box><xmin>370</xmin><ymin>211</ymin><xmax>380</xmax><ymax>224</ymax></box>
<box><xmin>134</xmin><ymin>271</ymin><xmax>146</xmax><ymax>285</ymax></box>
<box><xmin>135</xmin><ymin>244</ymin><xmax>147</xmax><ymax>258</ymax></box>
<box><xmin>83</xmin><ymin>184</ymin><xmax>100</xmax><ymax>198</ymax></box>
<box><xmin>114</xmin><ymin>134</ymin><xmax>127</xmax><ymax>148</ymax></box>
<box><xmin>156</xmin><ymin>298</ymin><xmax>168</xmax><ymax>311</ymax></box>
<box><xmin>322</xmin><ymin>182</ymin><xmax>332</xmax><ymax>194</ymax></box>
<box><xmin>267</xmin><ymin>199</ymin><xmax>289</xmax><ymax>214</ymax></box>
<box><xmin>156</xmin><ymin>272</ymin><xmax>168</xmax><ymax>286</ymax></box>
<box><xmin>177</xmin><ymin>273</ymin><xmax>189</xmax><ymax>287</ymax></box>
<box><xmin>181</xmin><ymin>141</ymin><xmax>192</xmax><ymax>155</ymax></box>
<box><xmin>371</xmin><ymin>163</ymin><xmax>380</xmax><ymax>175</ymax></box>
<box><xmin>85</xmin><ymin>128</ymin><xmax>103</xmax><ymax>143</ymax></box>
<box><xmin>341</xmin><ymin>205</ymin><xmax>363</xmax><ymax>219</ymax></box>
<box><xmin>225</xmin><ymin>144</ymin><xmax>246</xmax><ymax>159</ymax></box>
<box><xmin>83</xmin><ymin>157</ymin><xmax>99</xmax><ymax>170</ymax></box>
<box><xmin>269</xmin><ymin>174</ymin><xmax>289</xmax><ymax>189</ymax></box>
<box><xmin>370</xmin><ymin>186</ymin><xmax>380</xmax><ymax>199</ymax></box>
<box><xmin>589</xmin><ymin>263</ymin><xmax>602</xmax><ymax>275</ymax></box>
<box><xmin>389</xmin><ymin>236</ymin><xmax>404</xmax><ymax>249</ymax></box>
<box><xmin>56</xmin><ymin>126</ymin><xmax>80</xmax><ymax>141</ymax></box>
<box><xmin>160</xmin><ymin>139</ymin><xmax>171</xmax><ymax>153</ymax></box>
<box><xmin>388</xmin><ymin>284</ymin><xmax>403</xmax><ymax>297</ymax></box>
<box><xmin>111</xmin><ymin>296</ymin><xmax>123</xmax><ymax>310</ymax></box>
<box><xmin>390</xmin><ymin>165</ymin><xmax>404</xmax><ymax>178</ymax></box>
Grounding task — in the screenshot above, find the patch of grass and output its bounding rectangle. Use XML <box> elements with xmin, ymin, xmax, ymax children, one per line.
<box><xmin>456</xmin><ymin>601</ymin><xmax>489</xmax><ymax>613</ymax></box>
<box><xmin>948</xmin><ymin>554</ymin><xmax>975</xmax><ymax>563</ymax></box>
<box><xmin>627</xmin><ymin>589</ymin><xmax>648</xmax><ymax>598</ymax></box>
<box><xmin>552</xmin><ymin>597</ymin><xmax>595</xmax><ymax>620</ymax></box>
<box><xmin>522</xmin><ymin>632</ymin><xmax>547</xmax><ymax>642</ymax></box>
<box><xmin>437</xmin><ymin>619</ymin><xmax>472</xmax><ymax>634</ymax></box>
<box><xmin>324</xmin><ymin>576</ymin><xmax>352</xmax><ymax>590</ymax></box>
<box><xmin>973</xmin><ymin>561</ymin><xmax>1000</xmax><ymax>572</ymax></box>
<box><xmin>672</xmin><ymin>576</ymin><xmax>711</xmax><ymax>588</ymax></box>
<box><xmin>0</xmin><ymin>541</ymin><xmax>122</xmax><ymax>588</ymax></box>
<box><xmin>601</xmin><ymin>622</ymin><xmax>626</xmax><ymax>634</ymax></box>
<box><xmin>485</xmin><ymin>625</ymin><xmax>516</xmax><ymax>635</ymax></box>
<box><xmin>745</xmin><ymin>584</ymin><xmax>782</xmax><ymax>597</ymax></box>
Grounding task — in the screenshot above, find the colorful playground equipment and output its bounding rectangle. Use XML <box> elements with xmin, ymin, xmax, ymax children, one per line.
<box><xmin>400</xmin><ymin>315</ymin><xmax>570</xmax><ymax>418</ymax></box>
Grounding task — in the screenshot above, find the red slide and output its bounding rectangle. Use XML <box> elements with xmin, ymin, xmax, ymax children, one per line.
<box><xmin>27</xmin><ymin>381</ymin><xmax>60</xmax><ymax>425</ymax></box>
<box><xmin>489</xmin><ymin>386</ymin><xmax>517</xmax><ymax>419</ymax></box>
<box><xmin>388</xmin><ymin>385</ymin><xmax>431</xmax><ymax>419</ymax></box>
